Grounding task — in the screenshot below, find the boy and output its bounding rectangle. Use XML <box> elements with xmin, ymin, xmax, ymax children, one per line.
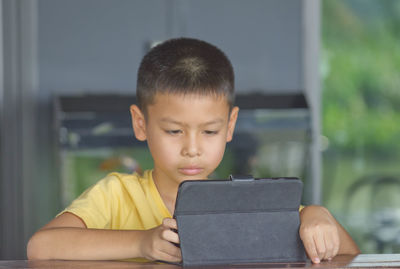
<box><xmin>27</xmin><ymin>38</ymin><xmax>359</xmax><ymax>263</ymax></box>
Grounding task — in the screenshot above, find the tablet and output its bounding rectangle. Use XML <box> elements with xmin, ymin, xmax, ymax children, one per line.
<box><xmin>174</xmin><ymin>175</ymin><xmax>306</xmax><ymax>266</ymax></box>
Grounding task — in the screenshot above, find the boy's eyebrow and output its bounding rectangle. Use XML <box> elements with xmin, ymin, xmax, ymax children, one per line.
<box><xmin>160</xmin><ymin>118</ymin><xmax>225</xmax><ymax>126</ymax></box>
<box><xmin>160</xmin><ymin>118</ymin><xmax>183</xmax><ymax>125</ymax></box>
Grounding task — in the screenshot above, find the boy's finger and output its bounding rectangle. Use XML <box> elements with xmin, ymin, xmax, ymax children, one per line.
<box><xmin>158</xmin><ymin>250</ymin><xmax>182</xmax><ymax>263</ymax></box>
<box><xmin>302</xmin><ymin>236</ymin><xmax>320</xmax><ymax>264</ymax></box>
<box><xmin>324</xmin><ymin>228</ymin><xmax>340</xmax><ymax>260</ymax></box>
<box><xmin>159</xmin><ymin>241</ymin><xmax>182</xmax><ymax>261</ymax></box>
<box><xmin>162</xmin><ymin>218</ymin><xmax>178</xmax><ymax>229</ymax></box>
<box><xmin>323</xmin><ymin>235</ymin><xmax>334</xmax><ymax>261</ymax></box>
<box><xmin>332</xmin><ymin>228</ymin><xmax>340</xmax><ymax>255</ymax></box>
<box><xmin>168</xmin><ymin>244</ymin><xmax>182</xmax><ymax>259</ymax></box>
<box><xmin>162</xmin><ymin>229</ymin><xmax>180</xmax><ymax>244</ymax></box>
<box><xmin>313</xmin><ymin>230</ymin><xmax>327</xmax><ymax>261</ymax></box>
<box><xmin>332</xmin><ymin>233</ymin><xmax>340</xmax><ymax>258</ymax></box>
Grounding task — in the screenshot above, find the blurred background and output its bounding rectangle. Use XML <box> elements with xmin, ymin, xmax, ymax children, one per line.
<box><xmin>1</xmin><ymin>0</ymin><xmax>400</xmax><ymax>259</ymax></box>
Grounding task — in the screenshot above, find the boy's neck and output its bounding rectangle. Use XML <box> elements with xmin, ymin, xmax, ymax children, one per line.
<box><xmin>152</xmin><ymin>170</ymin><xmax>179</xmax><ymax>215</ymax></box>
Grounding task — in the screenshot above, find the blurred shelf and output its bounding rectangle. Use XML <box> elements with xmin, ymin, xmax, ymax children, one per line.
<box><xmin>54</xmin><ymin>93</ymin><xmax>310</xmax><ymax>149</ymax></box>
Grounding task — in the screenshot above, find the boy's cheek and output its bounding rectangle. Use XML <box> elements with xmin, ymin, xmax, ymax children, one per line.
<box><xmin>208</xmin><ymin>145</ymin><xmax>226</xmax><ymax>167</ymax></box>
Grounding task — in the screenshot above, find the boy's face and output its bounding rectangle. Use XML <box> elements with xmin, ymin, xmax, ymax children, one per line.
<box><xmin>130</xmin><ymin>93</ymin><xmax>239</xmax><ymax>187</ymax></box>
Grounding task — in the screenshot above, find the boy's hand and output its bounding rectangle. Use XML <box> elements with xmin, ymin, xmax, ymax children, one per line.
<box><xmin>139</xmin><ymin>218</ymin><xmax>181</xmax><ymax>262</ymax></box>
<box><xmin>299</xmin><ymin>205</ymin><xmax>340</xmax><ymax>264</ymax></box>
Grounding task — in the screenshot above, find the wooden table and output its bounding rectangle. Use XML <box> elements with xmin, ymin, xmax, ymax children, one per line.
<box><xmin>1</xmin><ymin>254</ymin><xmax>400</xmax><ymax>268</ymax></box>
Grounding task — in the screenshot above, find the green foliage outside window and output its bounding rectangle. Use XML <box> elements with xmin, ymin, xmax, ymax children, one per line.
<box><xmin>322</xmin><ymin>0</ymin><xmax>400</xmax><ymax>253</ymax></box>
<box><xmin>323</xmin><ymin>0</ymin><xmax>400</xmax><ymax>156</ymax></box>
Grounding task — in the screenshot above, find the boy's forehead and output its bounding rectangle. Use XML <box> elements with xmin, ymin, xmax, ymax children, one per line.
<box><xmin>150</xmin><ymin>92</ymin><xmax>230</xmax><ymax>107</ymax></box>
<box><xmin>145</xmin><ymin>92</ymin><xmax>231</xmax><ymax>121</ymax></box>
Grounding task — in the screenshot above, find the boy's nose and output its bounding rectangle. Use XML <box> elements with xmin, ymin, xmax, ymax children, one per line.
<box><xmin>181</xmin><ymin>134</ymin><xmax>201</xmax><ymax>157</ymax></box>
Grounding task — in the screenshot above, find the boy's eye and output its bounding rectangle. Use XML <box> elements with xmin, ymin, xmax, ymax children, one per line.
<box><xmin>204</xmin><ymin>130</ymin><xmax>219</xmax><ymax>135</ymax></box>
<box><xmin>165</xmin><ymin>130</ymin><xmax>182</xmax><ymax>135</ymax></box>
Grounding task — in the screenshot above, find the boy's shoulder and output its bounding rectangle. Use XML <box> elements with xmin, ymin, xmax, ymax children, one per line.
<box><xmin>94</xmin><ymin>170</ymin><xmax>153</xmax><ymax>192</ymax></box>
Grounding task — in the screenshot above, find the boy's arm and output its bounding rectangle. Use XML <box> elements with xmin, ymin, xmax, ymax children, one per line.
<box><xmin>299</xmin><ymin>205</ymin><xmax>360</xmax><ymax>263</ymax></box>
<box><xmin>27</xmin><ymin>212</ymin><xmax>181</xmax><ymax>261</ymax></box>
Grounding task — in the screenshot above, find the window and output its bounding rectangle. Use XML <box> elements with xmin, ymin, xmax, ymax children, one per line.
<box><xmin>322</xmin><ymin>0</ymin><xmax>400</xmax><ymax>253</ymax></box>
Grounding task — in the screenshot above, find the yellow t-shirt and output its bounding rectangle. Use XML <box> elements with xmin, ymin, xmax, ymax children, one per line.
<box><xmin>60</xmin><ymin>171</ymin><xmax>304</xmax><ymax>262</ymax></box>
<box><xmin>60</xmin><ymin>170</ymin><xmax>172</xmax><ymax>229</ymax></box>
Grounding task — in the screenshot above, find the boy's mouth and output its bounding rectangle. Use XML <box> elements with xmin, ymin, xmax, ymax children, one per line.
<box><xmin>179</xmin><ymin>167</ymin><xmax>204</xmax><ymax>176</ymax></box>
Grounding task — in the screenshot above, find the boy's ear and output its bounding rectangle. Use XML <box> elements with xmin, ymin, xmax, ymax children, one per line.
<box><xmin>130</xmin><ymin>105</ymin><xmax>147</xmax><ymax>141</ymax></box>
<box><xmin>226</xmin><ymin>106</ymin><xmax>239</xmax><ymax>142</ymax></box>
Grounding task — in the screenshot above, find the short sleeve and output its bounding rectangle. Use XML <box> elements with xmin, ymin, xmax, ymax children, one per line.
<box><xmin>58</xmin><ymin>176</ymin><xmax>115</xmax><ymax>229</ymax></box>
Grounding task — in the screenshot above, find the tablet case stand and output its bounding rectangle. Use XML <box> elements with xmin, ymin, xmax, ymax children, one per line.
<box><xmin>174</xmin><ymin>175</ymin><xmax>307</xmax><ymax>266</ymax></box>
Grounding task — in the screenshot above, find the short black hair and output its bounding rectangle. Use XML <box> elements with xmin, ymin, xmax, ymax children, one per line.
<box><xmin>136</xmin><ymin>38</ymin><xmax>235</xmax><ymax>115</ymax></box>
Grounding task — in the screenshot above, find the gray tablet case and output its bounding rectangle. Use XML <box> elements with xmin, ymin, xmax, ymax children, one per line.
<box><xmin>174</xmin><ymin>175</ymin><xmax>306</xmax><ymax>266</ymax></box>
